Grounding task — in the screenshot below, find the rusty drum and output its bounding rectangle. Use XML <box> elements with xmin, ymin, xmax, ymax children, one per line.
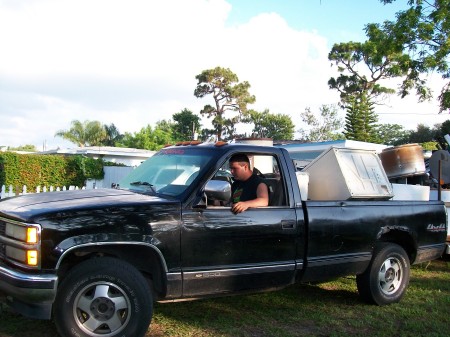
<box><xmin>379</xmin><ymin>143</ymin><xmax>426</xmax><ymax>178</ymax></box>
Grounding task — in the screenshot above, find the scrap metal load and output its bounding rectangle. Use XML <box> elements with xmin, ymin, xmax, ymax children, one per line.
<box><xmin>429</xmin><ymin>134</ymin><xmax>450</xmax><ymax>186</ymax></box>
<box><xmin>302</xmin><ymin>147</ymin><xmax>393</xmax><ymax>200</ymax></box>
<box><xmin>379</xmin><ymin>143</ymin><xmax>426</xmax><ymax>180</ymax></box>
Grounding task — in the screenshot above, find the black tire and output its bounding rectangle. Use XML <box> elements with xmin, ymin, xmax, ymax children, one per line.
<box><xmin>54</xmin><ymin>257</ymin><xmax>153</xmax><ymax>337</ymax></box>
<box><xmin>356</xmin><ymin>243</ymin><xmax>410</xmax><ymax>305</ymax></box>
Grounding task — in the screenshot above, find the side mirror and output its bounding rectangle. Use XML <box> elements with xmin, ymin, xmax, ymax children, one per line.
<box><xmin>205</xmin><ymin>180</ymin><xmax>231</xmax><ymax>201</ymax></box>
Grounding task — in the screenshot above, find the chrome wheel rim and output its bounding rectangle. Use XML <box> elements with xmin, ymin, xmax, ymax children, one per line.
<box><xmin>73</xmin><ymin>281</ymin><xmax>131</xmax><ymax>336</ymax></box>
<box><xmin>378</xmin><ymin>257</ymin><xmax>403</xmax><ymax>295</ymax></box>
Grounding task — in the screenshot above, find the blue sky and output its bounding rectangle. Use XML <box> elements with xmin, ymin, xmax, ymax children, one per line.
<box><xmin>0</xmin><ymin>0</ymin><xmax>447</xmax><ymax>150</ymax></box>
<box><xmin>226</xmin><ymin>0</ymin><xmax>406</xmax><ymax>44</ymax></box>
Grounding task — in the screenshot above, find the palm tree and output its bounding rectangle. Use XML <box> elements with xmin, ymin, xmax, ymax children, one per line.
<box><xmin>55</xmin><ymin>120</ymin><xmax>107</xmax><ymax>147</ymax></box>
<box><xmin>103</xmin><ymin>123</ymin><xmax>123</xmax><ymax>146</ymax></box>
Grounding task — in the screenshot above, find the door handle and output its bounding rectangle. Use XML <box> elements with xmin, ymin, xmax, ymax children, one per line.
<box><xmin>281</xmin><ymin>220</ymin><xmax>295</xmax><ymax>229</ymax></box>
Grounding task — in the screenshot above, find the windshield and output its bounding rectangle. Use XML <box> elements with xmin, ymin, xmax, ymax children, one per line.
<box><xmin>119</xmin><ymin>147</ymin><xmax>216</xmax><ymax>198</ymax></box>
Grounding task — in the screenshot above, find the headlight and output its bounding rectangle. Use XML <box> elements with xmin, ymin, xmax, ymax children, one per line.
<box><xmin>2</xmin><ymin>219</ymin><xmax>41</xmax><ymax>268</ymax></box>
<box><xmin>6</xmin><ymin>223</ymin><xmax>39</xmax><ymax>243</ymax></box>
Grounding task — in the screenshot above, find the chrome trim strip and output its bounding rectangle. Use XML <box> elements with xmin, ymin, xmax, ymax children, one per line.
<box><xmin>166</xmin><ymin>272</ymin><xmax>182</xmax><ymax>281</ymax></box>
<box><xmin>307</xmin><ymin>253</ymin><xmax>372</xmax><ymax>267</ymax></box>
<box><xmin>295</xmin><ymin>260</ymin><xmax>304</xmax><ymax>270</ymax></box>
<box><xmin>55</xmin><ymin>241</ymin><xmax>169</xmax><ymax>272</ymax></box>
<box><xmin>183</xmin><ymin>263</ymin><xmax>295</xmax><ymax>281</ymax></box>
<box><xmin>417</xmin><ymin>243</ymin><xmax>446</xmax><ymax>251</ymax></box>
<box><xmin>0</xmin><ymin>264</ymin><xmax>56</xmax><ymax>287</ymax></box>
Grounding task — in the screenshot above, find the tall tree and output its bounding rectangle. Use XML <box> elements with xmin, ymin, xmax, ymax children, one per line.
<box><xmin>441</xmin><ymin>120</ymin><xmax>450</xmax><ymax>135</ymax></box>
<box><xmin>172</xmin><ymin>109</ymin><xmax>202</xmax><ymax>141</ymax></box>
<box><xmin>55</xmin><ymin>120</ymin><xmax>106</xmax><ymax>147</ymax></box>
<box><xmin>298</xmin><ymin>105</ymin><xmax>344</xmax><ymax>142</ymax></box>
<box><xmin>405</xmin><ymin>123</ymin><xmax>440</xmax><ymax>143</ymax></box>
<box><xmin>155</xmin><ymin>120</ymin><xmax>174</xmax><ymax>134</ymax></box>
<box><xmin>374</xmin><ymin>123</ymin><xmax>411</xmax><ymax>145</ymax></box>
<box><xmin>327</xmin><ymin>22</ymin><xmax>415</xmax><ymax>143</ymax></box>
<box><xmin>343</xmin><ymin>93</ymin><xmax>380</xmax><ymax>142</ymax></box>
<box><xmin>245</xmin><ymin>109</ymin><xmax>295</xmax><ymax>140</ymax></box>
<box><xmin>328</xmin><ymin>38</ymin><xmax>401</xmax><ymax>105</ymax></box>
<box><xmin>194</xmin><ymin>67</ymin><xmax>255</xmax><ymax>141</ymax></box>
<box><xmin>373</xmin><ymin>0</ymin><xmax>450</xmax><ymax>112</ymax></box>
<box><xmin>103</xmin><ymin>123</ymin><xmax>123</xmax><ymax>146</ymax></box>
<box><xmin>116</xmin><ymin>124</ymin><xmax>173</xmax><ymax>150</ymax></box>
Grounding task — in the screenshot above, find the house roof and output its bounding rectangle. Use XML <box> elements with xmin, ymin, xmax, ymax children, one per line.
<box><xmin>276</xmin><ymin>140</ymin><xmax>387</xmax><ymax>153</ymax></box>
<box><xmin>38</xmin><ymin>146</ymin><xmax>156</xmax><ymax>158</ymax></box>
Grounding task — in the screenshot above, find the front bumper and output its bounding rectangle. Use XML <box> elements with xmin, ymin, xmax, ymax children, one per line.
<box><xmin>0</xmin><ymin>263</ymin><xmax>57</xmax><ymax>319</ymax></box>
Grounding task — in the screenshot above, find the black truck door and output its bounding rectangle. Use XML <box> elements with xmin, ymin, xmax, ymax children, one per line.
<box><xmin>180</xmin><ymin>153</ymin><xmax>303</xmax><ymax>297</ymax></box>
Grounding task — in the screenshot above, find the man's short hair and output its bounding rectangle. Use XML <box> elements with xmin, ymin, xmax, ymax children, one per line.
<box><xmin>229</xmin><ymin>154</ymin><xmax>250</xmax><ymax>166</ymax></box>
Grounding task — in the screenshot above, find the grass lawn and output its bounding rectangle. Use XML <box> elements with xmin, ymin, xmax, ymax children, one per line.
<box><xmin>1</xmin><ymin>259</ymin><xmax>449</xmax><ymax>337</ymax></box>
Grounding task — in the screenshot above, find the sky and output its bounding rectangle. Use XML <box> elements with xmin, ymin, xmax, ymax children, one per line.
<box><xmin>0</xmin><ymin>0</ymin><xmax>448</xmax><ymax>151</ymax></box>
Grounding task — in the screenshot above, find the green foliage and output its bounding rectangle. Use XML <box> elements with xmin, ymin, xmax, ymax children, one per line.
<box><xmin>407</xmin><ymin>123</ymin><xmax>439</xmax><ymax>143</ymax></box>
<box><xmin>372</xmin><ymin>0</ymin><xmax>450</xmax><ymax>112</ymax></box>
<box><xmin>116</xmin><ymin>124</ymin><xmax>174</xmax><ymax>150</ymax></box>
<box><xmin>390</xmin><ymin>121</ymin><xmax>450</xmax><ymax>145</ymax></box>
<box><xmin>7</xmin><ymin>144</ymin><xmax>37</xmax><ymax>152</ymax></box>
<box><xmin>441</xmin><ymin>120</ymin><xmax>450</xmax><ymax>135</ymax></box>
<box><xmin>103</xmin><ymin>123</ymin><xmax>123</xmax><ymax>146</ymax></box>
<box><xmin>55</xmin><ymin>120</ymin><xmax>107</xmax><ymax>147</ymax></box>
<box><xmin>420</xmin><ymin>141</ymin><xmax>438</xmax><ymax>151</ymax></box>
<box><xmin>0</xmin><ymin>152</ymin><xmax>104</xmax><ymax>190</ymax></box>
<box><xmin>328</xmin><ymin>36</ymin><xmax>402</xmax><ymax>143</ymax></box>
<box><xmin>343</xmin><ymin>93</ymin><xmax>380</xmax><ymax>143</ymax></box>
<box><xmin>328</xmin><ymin>39</ymin><xmax>399</xmax><ymax>105</ymax></box>
<box><xmin>172</xmin><ymin>108</ymin><xmax>202</xmax><ymax>141</ymax></box>
<box><xmin>244</xmin><ymin>109</ymin><xmax>295</xmax><ymax>140</ymax></box>
<box><xmin>374</xmin><ymin>123</ymin><xmax>411</xmax><ymax>145</ymax></box>
<box><xmin>298</xmin><ymin>105</ymin><xmax>344</xmax><ymax>141</ymax></box>
<box><xmin>194</xmin><ymin>67</ymin><xmax>256</xmax><ymax>140</ymax></box>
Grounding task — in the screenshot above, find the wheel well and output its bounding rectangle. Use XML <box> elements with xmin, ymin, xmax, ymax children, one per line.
<box><xmin>378</xmin><ymin>230</ymin><xmax>417</xmax><ymax>263</ymax></box>
<box><xmin>57</xmin><ymin>244</ymin><xmax>167</xmax><ymax>298</ymax></box>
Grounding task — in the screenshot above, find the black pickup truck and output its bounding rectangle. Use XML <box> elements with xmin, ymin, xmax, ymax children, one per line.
<box><xmin>0</xmin><ymin>142</ymin><xmax>447</xmax><ymax>337</ymax></box>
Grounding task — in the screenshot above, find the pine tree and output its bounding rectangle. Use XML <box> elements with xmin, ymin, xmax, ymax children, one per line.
<box><xmin>344</xmin><ymin>93</ymin><xmax>379</xmax><ymax>143</ymax></box>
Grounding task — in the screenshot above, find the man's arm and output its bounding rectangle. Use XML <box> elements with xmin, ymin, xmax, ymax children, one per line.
<box><xmin>231</xmin><ymin>182</ymin><xmax>269</xmax><ymax>214</ymax></box>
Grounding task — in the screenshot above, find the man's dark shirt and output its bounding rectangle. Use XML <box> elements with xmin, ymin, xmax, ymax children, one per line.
<box><xmin>231</xmin><ymin>173</ymin><xmax>265</xmax><ymax>203</ymax></box>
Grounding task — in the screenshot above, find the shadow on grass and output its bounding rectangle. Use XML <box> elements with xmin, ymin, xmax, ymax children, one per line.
<box><xmin>0</xmin><ymin>302</ymin><xmax>59</xmax><ymax>337</ymax></box>
<box><xmin>151</xmin><ymin>281</ymin><xmax>362</xmax><ymax>337</ymax></box>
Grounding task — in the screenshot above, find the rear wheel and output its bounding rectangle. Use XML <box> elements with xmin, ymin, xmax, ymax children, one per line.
<box><xmin>356</xmin><ymin>243</ymin><xmax>410</xmax><ymax>305</ymax></box>
<box><xmin>54</xmin><ymin>257</ymin><xmax>153</xmax><ymax>337</ymax></box>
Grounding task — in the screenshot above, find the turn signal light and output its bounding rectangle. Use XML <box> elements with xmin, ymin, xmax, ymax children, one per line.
<box><xmin>27</xmin><ymin>250</ymin><xmax>38</xmax><ymax>266</ymax></box>
<box><xmin>27</xmin><ymin>227</ymin><xmax>38</xmax><ymax>243</ymax></box>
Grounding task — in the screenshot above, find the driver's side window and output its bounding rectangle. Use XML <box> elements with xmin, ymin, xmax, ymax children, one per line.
<box><xmin>205</xmin><ymin>153</ymin><xmax>287</xmax><ymax>208</ymax></box>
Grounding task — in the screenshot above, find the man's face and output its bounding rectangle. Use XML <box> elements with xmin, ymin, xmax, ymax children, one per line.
<box><xmin>229</xmin><ymin>161</ymin><xmax>248</xmax><ymax>181</ymax></box>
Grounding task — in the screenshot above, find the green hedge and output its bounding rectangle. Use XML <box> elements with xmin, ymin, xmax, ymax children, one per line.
<box><xmin>0</xmin><ymin>152</ymin><xmax>104</xmax><ymax>190</ymax></box>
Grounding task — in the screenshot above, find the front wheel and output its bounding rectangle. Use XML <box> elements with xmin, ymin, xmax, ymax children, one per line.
<box><xmin>356</xmin><ymin>243</ymin><xmax>410</xmax><ymax>305</ymax></box>
<box><xmin>54</xmin><ymin>257</ymin><xmax>153</xmax><ymax>337</ymax></box>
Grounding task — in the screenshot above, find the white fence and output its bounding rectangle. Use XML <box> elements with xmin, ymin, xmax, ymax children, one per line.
<box><xmin>1</xmin><ymin>184</ymin><xmax>86</xmax><ymax>199</ymax></box>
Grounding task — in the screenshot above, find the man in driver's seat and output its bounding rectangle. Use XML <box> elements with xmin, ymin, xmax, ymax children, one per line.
<box><xmin>229</xmin><ymin>154</ymin><xmax>269</xmax><ymax>214</ymax></box>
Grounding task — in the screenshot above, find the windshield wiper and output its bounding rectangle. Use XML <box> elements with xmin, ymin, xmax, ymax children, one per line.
<box><xmin>130</xmin><ymin>181</ymin><xmax>157</xmax><ymax>194</ymax></box>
